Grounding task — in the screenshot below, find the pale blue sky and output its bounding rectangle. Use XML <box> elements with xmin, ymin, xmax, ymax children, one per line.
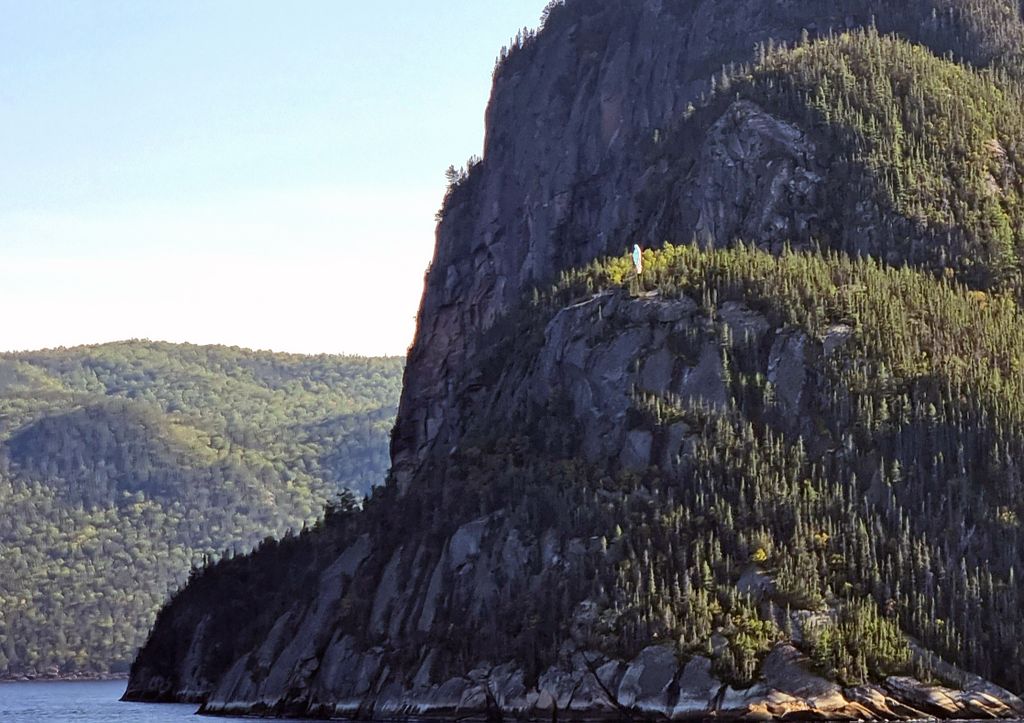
<box><xmin>1</xmin><ymin>1</ymin><xmax>546</xmax><ymax>355</ymax></box>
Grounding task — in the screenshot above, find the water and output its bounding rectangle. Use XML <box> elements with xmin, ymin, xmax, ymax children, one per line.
<box><xmin>0</xmin><ymin>680</ymin><xmax>205</xmax><ymax>722</ymax></box>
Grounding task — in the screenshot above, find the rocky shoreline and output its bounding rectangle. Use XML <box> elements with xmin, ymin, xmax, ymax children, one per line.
<box><xmin>138</xmin><ymin>643</ymin><xmax>1022</xmax><ymax>721</ymax></box>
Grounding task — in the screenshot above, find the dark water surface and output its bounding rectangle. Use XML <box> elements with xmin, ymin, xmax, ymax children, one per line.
<box><xmin>0</xmin><ymin>680</ymin><xmax>332</xmax><ymax>722</ymax></box>
<box><xmin>0</xmin><ymin>680</ymin><xmax>203</xmax><ymax>722</ymax></box>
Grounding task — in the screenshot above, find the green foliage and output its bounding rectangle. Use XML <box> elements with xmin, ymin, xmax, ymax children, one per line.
<box><xmin>806</xmin><ymin>599</ymin><xmax>910</xmax><ymax>685</ymax></box>
<box><xmin>551</xmin><ymin>242</ymin><xmax>1024</xmax><ymax>689</ymax></box>
<box><xmin>561</xmin><ymin>241</ymin><xmax>1024</xmax><ymax>424</ymax></box>
<box><xmin>0</xmin><ymin>341</ymin><xmax>401</xmax><ymax>677</ymax></box>
<box><xmin>751</xmin><ymin>30</ymin><xmax>1024</xmax><ymax>290</ymax></box>
<box><xmin>649</xmin><ymin>29</ymin><xmax>1024</xmax><ymax>295</ymax></box>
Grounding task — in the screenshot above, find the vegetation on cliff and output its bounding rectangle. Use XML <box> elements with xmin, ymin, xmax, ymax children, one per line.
<box><xmin>129</xmin><ymin>7</ymin><xmax>1024</xmax><ymax>713</ymax></box>
<box><xmin>0</xmin><ymin>342</ymin><xmax>401</xmax><ymax>677</ymax></box>
<box><xmin>747</xmin><ymin>29</ymin><xmax>1024</xmax><ymax>290</ymax></box>
<box><xmin>555</xmin><ymin>241</ymin><xmax>1024</xmax><ymax>688</ymax></box>
<box><xmin>642</xmin><ymin>27</ymin><xmax>1024</xmax><ymax>296</ymax></box>
<box><xmin>133</xmin><ymin>240</ymin><xmax>1024</xmax><ymax>700</ymax></box>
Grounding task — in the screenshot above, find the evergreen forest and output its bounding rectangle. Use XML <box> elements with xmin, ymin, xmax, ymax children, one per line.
<box><xmin>0</xmin><ymin>341</ymin><xmax>402</xmax><ymax>677</ymax></box>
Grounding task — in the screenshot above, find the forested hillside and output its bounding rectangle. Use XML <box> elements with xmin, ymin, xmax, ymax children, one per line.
<box><xmin>552</xmin><ymin>242</ymin><xmax>1024</xmax><ymax>687</ymax></box>
<box><xmin>701</xmin><ymin>28</ymin><xmax>1024</xmax><ymax>290</ymax></box>
<box><xmin>0</xmin><ymin>341</ymin><xmax>402</xmax><ymax>678</ymax></box>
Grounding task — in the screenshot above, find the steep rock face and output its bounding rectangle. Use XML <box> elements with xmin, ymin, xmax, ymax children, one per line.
<box><xmin>391</xmin><ymin>0</ymin><xmax>913</xmax><ymax>493</ymax></box>
<box><xmin>391</xmin><ymin>0</ymin><xmax>1024</xmax><ymax>493</ymax></box>
<box><xmin>471</xmin><ymin>290</ymin><xmax>820</xmax><ymax>467</ymax></box>
<box><xmin>691</xmin><ymin>100</ymin><xmax>823</xmax><ymax>252</ymax></box>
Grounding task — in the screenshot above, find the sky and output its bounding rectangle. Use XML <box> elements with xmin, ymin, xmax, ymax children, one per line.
<box><xmin>0</xmin><ymin>0</ymin><xmax>547</xmax><ymax>357</ymax></box>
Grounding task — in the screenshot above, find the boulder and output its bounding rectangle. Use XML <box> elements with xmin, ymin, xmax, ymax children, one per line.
<box><xmin>617</xmin><ymin>645</ymin><xmax>678</xmax><ymax>710</ymax></box>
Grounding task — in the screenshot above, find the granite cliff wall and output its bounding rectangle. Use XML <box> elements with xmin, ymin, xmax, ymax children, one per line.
<box><xmin>390</xmin><ymin>0</ymin><xmax>1024</xmax><ymax>494</ymax></box>
<box><xmin>391</xmin><ymin>0</ymin><xmax>890</xmax><ymax>493</ymax></box>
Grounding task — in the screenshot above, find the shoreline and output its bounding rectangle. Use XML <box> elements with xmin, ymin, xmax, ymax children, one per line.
<box><xmin>0</xmin><ymin>674</ymin><xmax>129</xmax><ymax>684</ymax></box>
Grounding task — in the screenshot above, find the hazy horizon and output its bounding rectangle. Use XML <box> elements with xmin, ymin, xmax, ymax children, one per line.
<box><xmin>1</xmin><ymin>1</ymin><xmax>546</xmax><ymax>356</ymax></box>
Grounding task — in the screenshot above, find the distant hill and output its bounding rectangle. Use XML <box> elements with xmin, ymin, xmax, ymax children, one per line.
<box><xmin>0</xmin><ymin>341</ymin><xmax>402</xmax><ymax>677</ymax></box>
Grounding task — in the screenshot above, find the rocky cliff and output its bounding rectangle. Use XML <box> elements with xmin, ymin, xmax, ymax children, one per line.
<box><xmin>391</xmin><ymin>0</ymin><xmax>1024</xmax><ymax>495</ymax></box>
<box><xmin>125</xmin><ymin>270</ymin><xmax>1024</xmax><ymax>718</ymax></box>
<box><xmin>126</xmin><ymin>0</ymin><xmax>1024</xmax><ymax>719</ymax></box>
